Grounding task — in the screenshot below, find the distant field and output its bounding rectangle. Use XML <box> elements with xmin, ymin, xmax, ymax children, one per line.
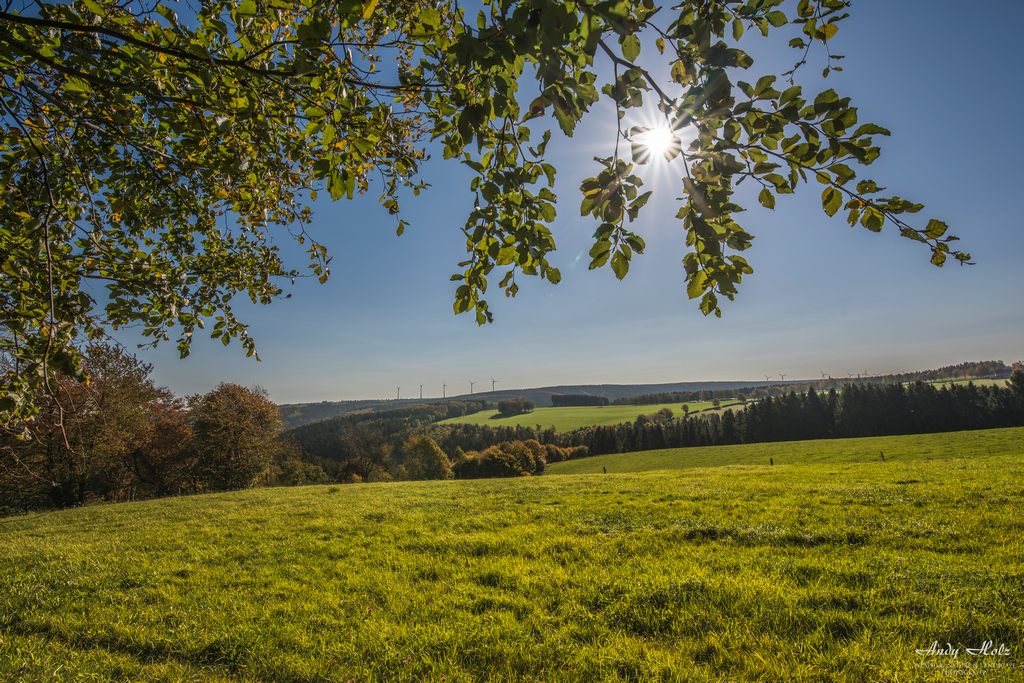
<box><xmin>1</xmin><ymin>427</ymin><xmax>1022</xmax><ymax>681</ymax></box>
<box><xmin>924</xmin><ymin>378</ymin><xmax>1008</xmax><ymax>389</ymax></box>
<box><xmin>547</xmin><ymin>426</ymin><xmax>1024</xmax><ymax>475</ymax></box>
<box><xmin>435</xmin><ymin>400</ymin><xmax>743</xmax><ymax>432</ymax></box>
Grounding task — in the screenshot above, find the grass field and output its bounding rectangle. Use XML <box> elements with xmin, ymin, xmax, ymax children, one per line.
<box><xmin>923</xmin><ymin>378</ymin><xmax>1008</xmax><ymax>389</ymax></box>
<box><xmin>435</xmin><ymin>401</ymin><xmax>742</xmax><ymax>432</ymax></box>
<box><xmin>547</xmin><ymin>427</ymin><xmax>1024</xmax><ymax>475</ymax></box>
<box><xmin>2</xmin><ymin>429</ymin><xmax>1023</xmax><ymax>681</ymax></box>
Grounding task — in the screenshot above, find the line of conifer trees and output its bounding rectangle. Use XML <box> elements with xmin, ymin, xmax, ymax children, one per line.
<box><xmin>420</xmin><ymin>375</ymin><xmax>1024</xmax><ymax>459</ymax></box>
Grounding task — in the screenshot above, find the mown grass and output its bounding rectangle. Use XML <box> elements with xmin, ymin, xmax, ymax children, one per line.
<box><xmin>435</xmin><ymin>401</ymin><xmax>742</xmax><ymax>432</ymax></box>
<box><xmin>1</xmin><ymin>428</ymin><xmax>1022</xmax><ymax>682</ymax></box>
<box><xmin>547</xmin><ymin>427</ymin><xmax>1024</xmax><ymax>475</ymax></box>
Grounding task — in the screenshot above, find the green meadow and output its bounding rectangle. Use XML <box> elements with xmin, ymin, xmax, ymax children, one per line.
<box><xmin>924</xmin><ymin>379</ymin><xmax>1007</xmax><ymax>389</ymax></box>
<box><xmin>435</xmin><ymin>401</ymin><xmax>742</xmax><ymax>432</ymax></box>
<box><xmin>547</xmin><ymin>427</ymin><xmax>1024</xmax><ymax>474</ymax></box>
<box><xmin>2</xmin><ymin>427</ymin><xmax>1023</xmax><ymax>681</ymax></box>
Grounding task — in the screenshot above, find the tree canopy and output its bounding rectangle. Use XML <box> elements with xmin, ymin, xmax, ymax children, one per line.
<box><xmin>0</xmin><ymin>0</ymin><xmax>970</xmax><ymax>425</ymax></box>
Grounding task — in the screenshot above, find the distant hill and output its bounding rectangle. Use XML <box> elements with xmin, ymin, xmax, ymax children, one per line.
<box><xmin>279</xmin><ymin>380</ymin><xmax>786</xmax><ymax>428</ymax></box>
<box><xmin>279</xmin><ymin>399</ymin><xmax>390</xmax><ymax>428</ymax></box>
<box><xmin>278</xmin><ymin>358</ymin><xmax>1022</xmax><ymax>428</ymax></box>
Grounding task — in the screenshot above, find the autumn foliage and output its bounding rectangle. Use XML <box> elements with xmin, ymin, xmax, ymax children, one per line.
<box><xmin>0</xmin><ymin>345</ymin><xmax>313</xmax><ymax>514</ymax></box>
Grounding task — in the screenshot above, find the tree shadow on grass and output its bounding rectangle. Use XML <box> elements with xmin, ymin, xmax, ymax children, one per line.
<box><xmin>3</xmin><ymin>614</ymin><xmax>324</xmax><ymax>682</ymax></box>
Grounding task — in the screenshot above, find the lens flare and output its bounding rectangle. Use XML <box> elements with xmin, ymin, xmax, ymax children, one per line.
<box><xmin>631</xmin><ymin>126</ymin><xmax>682</xmax><ymax>164</ymax></box>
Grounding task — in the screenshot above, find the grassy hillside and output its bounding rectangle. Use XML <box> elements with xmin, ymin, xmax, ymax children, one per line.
<box><xmin>547</xmin><ymin>427</ymin><xmax>1024</xmax><ymax>475</ymax></box>
<box><xmin>1</xmin><ymin>428</ymin><xmax>1023</xmax><ymax>681</ymax></box>
<box><xmin>434</xmin><ymin>400</ymin><xmax>742</xmax><ymax>432</ymax></box>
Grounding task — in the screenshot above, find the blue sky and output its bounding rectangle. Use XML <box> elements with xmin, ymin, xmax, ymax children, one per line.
<box><xmin>118</xmin><ymin>0</ymin><xmax>1024</xmax><ymax>404</ymax></box>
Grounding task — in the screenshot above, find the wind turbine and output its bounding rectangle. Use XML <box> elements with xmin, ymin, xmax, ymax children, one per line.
<box><xmin>764</xmin><ymin>374</ymin><xmax>771</xmax><ymax>382</ymax></box>
<box><xmin>443</xmin><ymin>382</ymin><xmax>446</xmax><ymax>398</ymax></box>
<box><xmin>779</xmin><ymin>373</ymin><xmax>787</xmax><ymax>381</ymax></box>
<box><xmin>820</xmin><ymin>371</ymin><xmax>828</xmax><ymax>379</ymax></box>
<box><xmin>396</xmin><ymin>386</ymin><xmax>400</xmax><ymax>400</ymax></box>
<box><xmin>469</xmin><ymin>380</ymin><xmax>475</xmax><ymax>395</ymax></box>
<box><xmin>419</xmin><ymin>384</ymin><xmax>423</xmax><ymax>399</ymax></box>
<box><xmin>491</xmin><ymin>376</ymin><xmax>497</xmax><ymax>392</ymax></box>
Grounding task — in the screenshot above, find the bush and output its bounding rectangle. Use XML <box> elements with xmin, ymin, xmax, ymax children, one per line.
<box><xmin>545</xmin><ymin>443</ymin><xmax>567</xmax><ymax>462</ymax></box>
<box><xmin>403</xmin><ymin>436</ymin><xmax>453</xmax><ymax>480</ymax></box>
<box><xmin>366</xmin><ymin>465</ymin><xmax>393</xmax><ymax>483</ymax></box>
<box><xmin>452</xmin><ymin>440</ymin><xmax>545</xmax><ymax>479</ymax></box>
<box><xmin>497</xmin><ymin>398</ymin><xmax>536</xmax><ymax>416</ymax></box>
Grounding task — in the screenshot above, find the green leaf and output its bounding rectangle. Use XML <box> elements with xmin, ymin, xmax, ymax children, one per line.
<box><xmin>663</xmin><ymin>136</ymin><xmax>682</xmax><ymax>162</ymax></box>
<box><xmin>852</xmin><ymin>123</ymin><xmax>891</xmax><ymax>137</ymax></box>
<box><xmin>821</xmin><ymin>187</ymin><xmax>842</xmax><ymax>217</ymax></box>
<box><xmin>829</xmin><ymin>163</ymin><xmax>855</xmax><ymax>185</ymax></box>
<box><xmin>861</xmin><ymin>210</ymin><xmax>884</xmax><ymax>232</ymax></box>
<box><xmin>779</xmin><ymin>86</ymin><xmax>802</xmax><ymax>106</ymax></box>
<box><xmin>63</xmin><ymin>78</ymin><xmax>92</xmax><ymax>93</ymax></box>
<box><xmin>610</xmin><ymin>251</ymin><xmax>629</xmax><ymax>280</ymax></box>
<box><xmin>588</xmin><ymin>241</ymin><xmax>611</xmax><ymax>268</ymax></box>
<box><xmin>899</xmin><ymin>228</ymin><xmax>927</xmax><ymax>243</ymax></box>
<box><xmin>418</xmin><ymin>7</ymin><xmax>440</xmax><ymax>27</ymax></box>
<box><xmin>758</xmin><ymin>188</ymin><xmax>775</xmax><ymax>210</ymax></box>
<box><xmin>766</xmin><ymin>11</ymin><xmax>788</xmax><ymax>27</ymax></box>
<box><xmin>723</xmin><ymin>120</ymin><xmax>742</xmax><ymax>143</ymax></box>
<box><xmin>924</xmin><ymin>219</ymin><xmax>948</xmax><ymax>239</ymax></box>
<box><xmin>621</xmin><ymin>35</ymin><xmax>641</xmax><ymax>62</ymax></box>
<box><xmin>82</xmin><ymin>0</ymin><xmax>106</xmax><ymax>16</ymax></box>
<box><xmin>732</xmin><ymin>19</ymin><xmax>744</xmax><ymax>40</ymax></box>
<box><xmin>813</xmin><ymin>89</ymin><xmax>839</xmax><ymax>111</ymax></box>
<box><xmin>686</xmin><ymin>271</ymin><xmax>706</xmax><ymax>299</ymax></box>
<box><xmin>754</xmin><ymin>75</ymin><xmax>777</xmax><ymax>98</ymax></box>
<box><xmin>818</xmin><ymin>22</ymin><xmax>838</xmax><ymax>41</ymax></box>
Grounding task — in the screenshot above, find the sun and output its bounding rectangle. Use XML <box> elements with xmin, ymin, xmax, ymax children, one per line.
<box><xmin>631</xmin><ymin>125</ymin><xmax>682</xmax><ymax>164</ymax></box>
